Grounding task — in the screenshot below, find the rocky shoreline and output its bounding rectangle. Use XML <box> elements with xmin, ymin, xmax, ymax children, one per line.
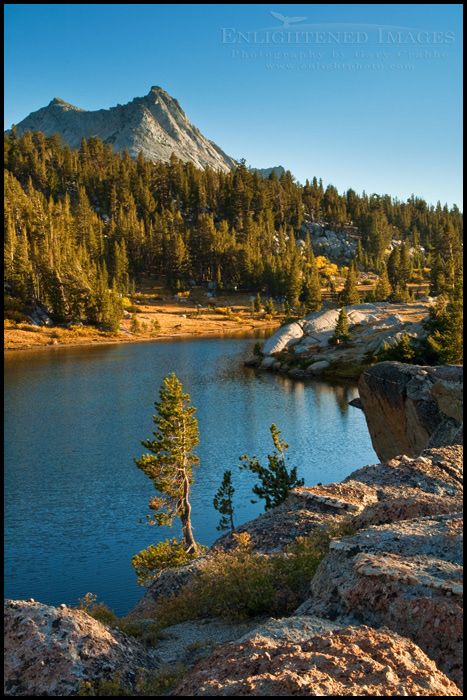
<box><xmin>4</xmin><ymin>362</ymin><xmax>463</xmax><ymax>696</ymax></box>
<box><xmin>245</xmin><ymin>301</ymin><xmax>434</xmax><ymax>380</ymax></box>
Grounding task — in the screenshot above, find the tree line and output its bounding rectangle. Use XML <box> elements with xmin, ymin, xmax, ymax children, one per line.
<box><xmin>4</xmin><ymin>129</ymin><xmax>463</xmax><ymax>330</ymax></box>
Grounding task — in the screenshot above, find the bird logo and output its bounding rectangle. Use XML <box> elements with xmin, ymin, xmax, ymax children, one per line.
<box><xmin>270</xmin><ymin>11</ymin><xmax>308</xmax><ymax>28</ymax></box>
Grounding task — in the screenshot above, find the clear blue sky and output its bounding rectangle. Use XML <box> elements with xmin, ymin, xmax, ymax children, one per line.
<box><xmin>4</xmin><ymin>4</ymin><xmax>463</xmax><ymax>208</ymax></box>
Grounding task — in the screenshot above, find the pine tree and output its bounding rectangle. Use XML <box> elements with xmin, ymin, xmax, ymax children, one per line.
<box><xmin>427</xmin><ymin>270</ymin><xmax>463</xmax><ymax>364</ymax></box>
<box><xmin>399</xmin><ymin>241</ymin><xmax>412</xmax><ymax>288</ymax></box>
<box><xmin>239</xmin><ymin>424</ymin><xmax>304</xmax><ymax>511</ymax></box>
<box><xmin>339</xmin><ymin>262</ymin><xmax>360</xmax><ymax>306</ymax></box>
<box><xmin>303</xmin><ymin>257</ymin><xmax>322</xmax><ymax>313</ymax></box>
<box><xmin>167</xmin><ymin>232</ymin><xmax>190</xmax><ymax>288</ymax></box>
<box><xmin>387</xmin><ymin>247</ymin><xmax>401</xmax><ymax>291</ymax></box>
<box><xmin>213</xmin><ymin>470</ymin><xmax>236</xmax><ymax>531</ymax></box>
<box><xmin>254</xmin><ymin>292</ymin><xmax>262</xmax><ymax>312</ymax></box>
<box><xmin>374</xmin><ymin>267</ymin><xmax>391</xmax><ymax>301</ymax></box>
<box><xmin>286</xmin><ymin>251</ymin><xmax>302</xmax><ymax>306</ymax></box>
<box><xmin>331</xmin><ymin>307</ymin><xmax>350</xmax><ymax>344</ymax></box>
<box><xmin>264</xmin><ymin>297</ymin><xmax>275</xmax><ymax>315</ymax></box>
<box><xmin>134</xmin><ymin>373</ymin><xmax>201</xmax><ymax>554</ymax></box>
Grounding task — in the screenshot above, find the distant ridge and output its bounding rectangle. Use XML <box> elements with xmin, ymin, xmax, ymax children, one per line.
<box><xmin>253</xmin><ymin>166</ymin><xmax>285</xmax><ymax>179</ymax></box>
<box><xmin>6</xmin><ymin>86</ymin><xmax>238</xmax><ymax>173</ymax></box>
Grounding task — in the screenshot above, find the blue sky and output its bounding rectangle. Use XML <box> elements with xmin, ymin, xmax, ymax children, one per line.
<box><xmin>4</xmin><ymin>4</ymin><xmax>463</xmax><ymax>208</ymax></box>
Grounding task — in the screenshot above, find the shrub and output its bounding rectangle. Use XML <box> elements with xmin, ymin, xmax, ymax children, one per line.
<box><xmin>131</xmin><ymin>537</ymin><xmax>208</xmax><ymax>588</ymax></box>
<box><xmin>17</xmin><ymin>323</ymin><xmax>42</xmax><ymax>333</ymax></box>
<box><xmin>152</xmin><ymin>521</ymin><xmax>355</xmax><ymax>626</ymax></box>
<box><xmin>252</xmin><ymin>341</ymin><xmax>263</xmax><ymax>356</ymax></box>
<box><xmin>75</xmin><ymin>593</ymin><xmax>118</xmax><ymax>627</ymax></box>
<box><xmin>280</xmin><ymin>316</ymin><xmax>300</xmax><ymax>327</ymax></box>
<box><xmin>126</xmin><ymin>305</ymin><xmax>142</xmax><ymax>314</ymax></box>
<box><xmin>4</xmin><ymin>308</ymin><xmax>31</xmax><ymax>324</ymax></box>
<box><xmin>75</xmin><ymin>593</ymin><xmax>163</xmax><ymax>648</ymax></box>
<box><xmin>4</xmin><ymin>298</ymin><xmax>32</xmax><ymax>323</ymax></box>
<box><xmin>77</xmin><ymin>671</ymin><xmax>135</xmax><ymax>696</ymax></box>
<box><xmin>377</xmin><ymin>332</ymin><xmax>428</xmax><ymax>364</ymax></box>
<box><xmin>78</xmin><ymin>666</ymin><xmax>188</xmax><ymax>696</ymax></box>
<box><xmin>135</xmin><ymin>665</ymin><xmax>187</xmax><ymax>696</ymax></box>
<box><xmin>130</xmin><ymin>314</ymin><xmax>140</xmax><ymax>333</ymax></box>
<box><xmin>131</xmin><ymin>295</ymin><xmax>150</xmax><ymax>305</ymax></box>
<box><xmin>87</xmin><ymin>603</ymin><xmax>119</xmax><ymax>627</ymax></box>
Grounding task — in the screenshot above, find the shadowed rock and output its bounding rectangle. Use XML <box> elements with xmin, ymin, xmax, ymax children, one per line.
<box><xmin>358</xmin><ymin>362</ymin><xmax>463</xmax><ymax>461</ymax></box>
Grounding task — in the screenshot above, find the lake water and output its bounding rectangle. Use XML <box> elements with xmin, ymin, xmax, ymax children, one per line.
<box><xmin>4</xmin><ymin>332</ymin><xmax>378</xmax><ymax>616</ymax></box>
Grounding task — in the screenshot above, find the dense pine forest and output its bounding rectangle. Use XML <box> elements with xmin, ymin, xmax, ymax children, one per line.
<box><xmin>4</xmin><ymin>129</ymin><xmax>463</xmax><ymax>336</ymax></box>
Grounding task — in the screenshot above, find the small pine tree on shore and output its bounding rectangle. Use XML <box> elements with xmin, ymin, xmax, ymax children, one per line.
<box><xmin>134</xmin><ymin>373</ymin><xmax>200</xmax><ymax>552</ymax></box>
<box><xmin>330</xmin><ymin>307</ymin><xmax>350</xmax><ymax>344</ymax></box>
<box><xmin>213</xmin><ymin>470</ymin><xmax>236</xmax><ymax>531</ymax></box>
<box><xmin>239</xmin><ymin>424</ymin><xmax>304</xmax><ymax>511</ymax></box>
<box><xmin>132</xmin><ymin>374</ymin><xmax>208</xmax><ymax>585</ymax></box>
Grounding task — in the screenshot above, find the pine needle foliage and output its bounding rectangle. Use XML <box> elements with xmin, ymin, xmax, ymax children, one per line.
<box><xmin>330</xmin><ymin>306</ymin><xmax>350</xmax><ymax>344</ymax></box>
<box><xmin>239</xmin><ymin>424</ymin><xmax>304</xmax><ymax>511</ymax></box>
<box><xmin>339</xmin><ymin>262</ymin><xmax>360</xmax><ymax>306</ymax></box>
<box><xmin>132</xmin><ymin>374</ymin><xmax>207</xmax><ymax>585</ymax></box>
<box><xmin>213</xmin><ymin>470</ymin><xmax>236</xmax><ymax>531</ymax></box>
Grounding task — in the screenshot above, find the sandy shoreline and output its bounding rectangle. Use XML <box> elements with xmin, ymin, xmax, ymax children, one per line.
<box><xmin>4</xmin><ymin>291</ymin><xmax>282</xmax><ymax>352</ymax></box>
<box><xmin>4</xmin><ymin>323</ymin><xmax>280</xmax><ymax>353</ymax></box>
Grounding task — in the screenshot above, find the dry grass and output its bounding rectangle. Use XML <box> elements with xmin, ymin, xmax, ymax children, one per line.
<box><xmin>4</xmin><ymin>280</ymin><xmax>281</xmax><ymax>351</ymax></box>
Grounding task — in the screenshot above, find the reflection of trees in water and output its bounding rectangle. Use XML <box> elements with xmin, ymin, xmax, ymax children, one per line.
<box><xmin>334</xmin><ymin>385</ymin><xmax>354</xmax><ymax>417</ymax></box>
<box><xmin>235</xmin><ymin>367</ymin><xmax>363</xmax><ymax>441</ymax></box>
<box><xmin>273</xmin><ymin>374</ymin><xmax>359</xmax><ymax>418</ymax></box>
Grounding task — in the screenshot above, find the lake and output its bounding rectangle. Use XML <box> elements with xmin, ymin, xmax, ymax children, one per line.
<box><xmin>4</xmin><ymin>332</ymin><xmax>378</xmax><ymax>616</ymax></box>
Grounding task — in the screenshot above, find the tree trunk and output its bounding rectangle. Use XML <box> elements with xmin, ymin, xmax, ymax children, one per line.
<box><xmin>181</xmin><ymin>473</ymin><xmax>197</xmax><ymax>553</ymax></box>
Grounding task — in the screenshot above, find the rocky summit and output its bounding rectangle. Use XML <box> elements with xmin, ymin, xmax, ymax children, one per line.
<box><xmin>7</xmin><ymin>86</ymin><xmax>238</xmax><ymax>172</ymax></box>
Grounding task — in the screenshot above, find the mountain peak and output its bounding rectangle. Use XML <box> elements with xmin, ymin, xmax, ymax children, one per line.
<box><xmin>9</xmin><ymin>87</ymin><xmax>237</xmax><ymax>172</ymax></box>
<box><xmin>48</xmin><ymin>97</ymin><xmax>85</xmax><ymax>112</ymax></box>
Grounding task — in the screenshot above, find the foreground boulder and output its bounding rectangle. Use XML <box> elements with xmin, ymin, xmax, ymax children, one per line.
<box><xmin>358</xmin><ymin>362</ymin><xmax>463</xmax><ymax>461</ymax></box>
<box><xmin>297</xmin><ymin>512</ymin><xmax>463</xmax><ymax>689</ymax></box>
<box><xmin>4</xmin><ymin>600</ymin><xmax>160</xmax><ymax>696</ymax></box>
<box><xmin>172</xmin><ymin>622</ymin><xmax>461</xmax><ymax>696</ymax></box>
